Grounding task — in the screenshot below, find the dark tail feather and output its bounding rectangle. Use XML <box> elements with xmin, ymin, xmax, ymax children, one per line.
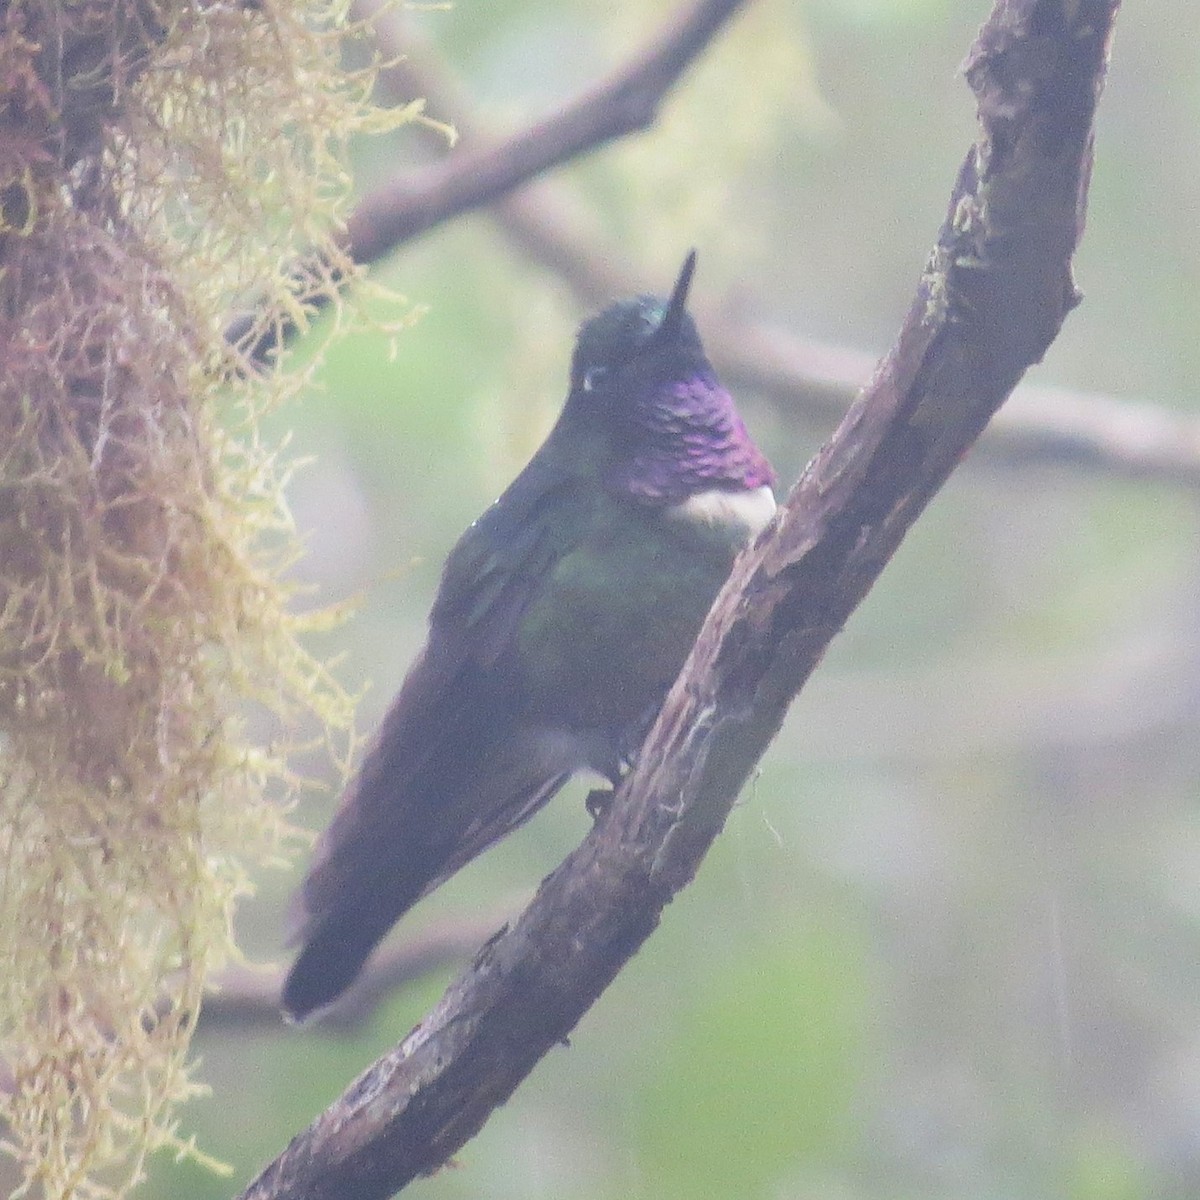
<box><xmin>281</xmin><ymin>829</ymin><xmax>443</xmax><ymax>1020</ymax></box>
<box><xmin>281</xmin><ymin>720</ymin><xmax>573</xmax><ymax>1019</ymax></box>
<box><xmin>281</xmin><ymin>849</ymin><xmax>439</xmax><ymax>1021</ymax></box>
<box><xmin>281</xmin><ymin>917</ymin><xmax>382</xmax><ymax>1022</ymax></box>
<box><xmin>281</xmin><ymin>810</ymin><xmax>454</xmax><ymax>1021</ymax></box>
<box><xmin>281</xmin><ymin>788</ymin><xmax>440</xmax><ymax>1021</ymax></box>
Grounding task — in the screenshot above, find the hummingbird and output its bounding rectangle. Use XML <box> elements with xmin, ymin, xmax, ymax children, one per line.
<box><xmin>282</xmin><ymin>252</ymin><xmax>775</xmax><ymax>1021</ymax></box>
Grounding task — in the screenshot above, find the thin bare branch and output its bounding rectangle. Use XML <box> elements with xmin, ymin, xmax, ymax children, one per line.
<box><xmin>238</xmin><ymin>3</ymin><xmax>1120</xmax><ymax>1197</ymax></box>
<box><xmin>716</xmin><ymin>324</ymin><xmax>1200</xmax><ymax>487</ymax></box>
<box><xmin>229</xmin><ymin>0</ymin><xmax>750</xmax><ymax>356</ymax></box>
<box><xmin>346</xmin><ymin>0</ymin><xmax>750</xmax><ymax>263</ymax></box>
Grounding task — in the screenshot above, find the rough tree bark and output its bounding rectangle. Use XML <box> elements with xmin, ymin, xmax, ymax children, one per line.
<box><xmin>239</xmin><ymin>1</ymin><xmax>1121</xmax><ymax>1197</ymax></box>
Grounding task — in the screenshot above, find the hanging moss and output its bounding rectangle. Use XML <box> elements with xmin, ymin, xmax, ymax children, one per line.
<box><xmin>0</xmin><ymin>0</ymin><xmax>412</xmax><ymax>1194</ymax></box>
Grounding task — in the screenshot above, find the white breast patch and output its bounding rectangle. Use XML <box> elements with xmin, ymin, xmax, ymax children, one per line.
<box><xmin>667</xmin><ymin>484</ymin><xmax>777</xmax><ymax>539</ymax></box>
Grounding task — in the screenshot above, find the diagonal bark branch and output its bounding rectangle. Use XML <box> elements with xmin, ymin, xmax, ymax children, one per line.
<box><xmin>237</xmin><ymin>2</ymin><xmax>1120</xmax><ymax>1198</ymax></box>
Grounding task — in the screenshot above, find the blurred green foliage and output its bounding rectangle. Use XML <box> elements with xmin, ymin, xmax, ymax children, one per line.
<box><xmin>633</xmin><ymin>922</ymin><xmax>869</xmax><ymax>1199</ymax></box>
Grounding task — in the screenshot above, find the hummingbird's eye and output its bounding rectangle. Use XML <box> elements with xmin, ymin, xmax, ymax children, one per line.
<box><xmin>582</xmin><ymin>366</ymin><xmax>607</xmax><ymax>393</ymax></box>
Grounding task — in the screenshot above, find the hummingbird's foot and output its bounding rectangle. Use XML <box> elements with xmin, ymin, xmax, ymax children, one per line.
<box><xmin>585</xmin><ymin>787</ymin><xmax>615</xmax><ymax>822</ymax></box>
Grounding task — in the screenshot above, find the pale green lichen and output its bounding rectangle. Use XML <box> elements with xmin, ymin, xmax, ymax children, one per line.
<box><xmin>0</xmin><ymin>0</ymin><xmax>408</xmax><ymax>1194</ymax></box>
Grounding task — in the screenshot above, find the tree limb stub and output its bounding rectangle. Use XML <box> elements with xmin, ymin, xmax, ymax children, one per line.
<box><xmin>238</xmin><ymin>2</ymin><xmax>1120</xmax><ymax>1197</ymax></box>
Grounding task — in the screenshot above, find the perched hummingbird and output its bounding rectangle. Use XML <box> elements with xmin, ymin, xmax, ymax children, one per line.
<box><xmin>282</xmin><ymin>252</ymin><xmax>775</xmax><ymax>1021</ymax></box>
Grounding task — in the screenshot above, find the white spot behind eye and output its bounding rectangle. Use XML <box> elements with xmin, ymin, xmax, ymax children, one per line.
<box><xmin>583</xmin><ymin>366</ymin><xmax>607</xmax><ymax>392</ymax></box>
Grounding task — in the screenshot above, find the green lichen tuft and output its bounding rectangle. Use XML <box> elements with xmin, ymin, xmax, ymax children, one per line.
<box><xmin>0</xmin><ymin>0</ymin><xmax>408</xmax><ymax>1194</ymax></box>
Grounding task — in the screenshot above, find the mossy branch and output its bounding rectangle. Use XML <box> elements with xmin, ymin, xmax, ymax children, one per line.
<box><xmin>0</xmin><ymin>0</ymin><xmax>405</xmax><ymax>1194</ymax></box>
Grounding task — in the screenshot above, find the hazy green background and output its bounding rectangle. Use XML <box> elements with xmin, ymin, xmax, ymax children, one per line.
<box><xmin>149</xmin><ymin>1</ymin><xmax>1200</xmax><ymax>1197</ymax></box>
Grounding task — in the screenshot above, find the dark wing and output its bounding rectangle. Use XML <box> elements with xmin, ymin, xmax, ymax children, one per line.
<box><xmin>282</xmin><ymin>455</ymin><xmax>591</xmax><ymax>1019</ymax></box>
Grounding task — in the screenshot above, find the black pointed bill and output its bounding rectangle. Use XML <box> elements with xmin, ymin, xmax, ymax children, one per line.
<box><xmin>651</xmin><ymin>249</ymin><xmax>698</xmax><ymax>346</ymax></box>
